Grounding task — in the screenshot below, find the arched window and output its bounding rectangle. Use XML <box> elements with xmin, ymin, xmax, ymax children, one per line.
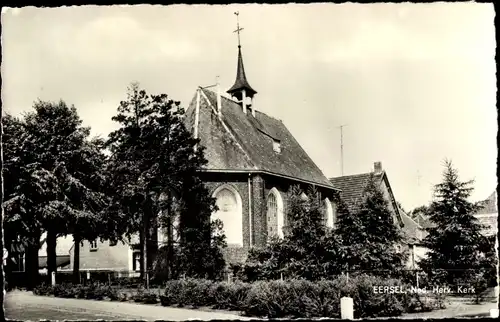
<box><xmin>212</xmin><ymin>185</ymin><xmax>243</xmax><ymax>246</ymax></box>
<box><xmin>324</xmin><ymin>198</ymin><xmax>334</xmax><ymax>228</ymax></box>
<box><xmin>267</xmin><ymin>188</ymin><xmax>284</xmax><ymax>239</ymax></box>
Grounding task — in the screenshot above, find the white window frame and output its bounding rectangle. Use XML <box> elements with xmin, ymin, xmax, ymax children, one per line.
<box><xmin>12</xmin><ymin>253</ymin><xmax>25</xmax><ymax>272</ymax></box>
<box><xmin>267</xmin><ymin>187</ymin><xmax>285</xmax><ymax>239</ymax></box>
<box><xmin>89</xmin><ymin>240</ymin><xmax>98</xmax><ymax>252</ymax></box>
<box><xmin>212</xmin><ymin>184</ymin><xmax>244</xmax><ymax>247</ymax></box>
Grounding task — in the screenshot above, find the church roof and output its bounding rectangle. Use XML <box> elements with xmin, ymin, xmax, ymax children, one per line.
<box><xmin>184</xmin><ymin>88</ymin><xmax>335</xmax><ymax>189</ymax></box>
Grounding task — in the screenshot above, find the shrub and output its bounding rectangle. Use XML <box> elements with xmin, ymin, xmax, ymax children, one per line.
<box><xmin>304</xmin><ymin>280</ymin><xmax>341</xmax><ymax>318</ymax></box>
<box><xmin>209</xmin><ymin>281</ymin><xmax>251</xmax><ymax>310</ymax></box>
<box><xmin>243</xmin><ymin>280</ymin><xmax>297</xmax><ymax>318</ymax></box>
<box><xmin>132</xmin><ymin>289</ymin><xmax>159</xmax><ymax>304</ymax></box>
<box><xmin>174</xmin><ymin>278</ymin><xmax>214</xmax><ymax>308</ymax></box>
<box><xmin>344</xmin><ymin>274</ymin><xmax>406</xmax><ymax>318</ymax></box>
<box><xmin>163</xmin><ymin>280</ymin><xmax>183</xmax><ymax>306</ymax></box>
<box><xmin>33</xmin><ymin>283</ymin><xmax>54</xmax><ymax>296</ymax></box>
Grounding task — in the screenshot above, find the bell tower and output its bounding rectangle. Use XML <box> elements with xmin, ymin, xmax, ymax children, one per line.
<box><xmin>227</xmin><ymin>12</ymin><xmax>257</xmax><ymax>116</ymax></box>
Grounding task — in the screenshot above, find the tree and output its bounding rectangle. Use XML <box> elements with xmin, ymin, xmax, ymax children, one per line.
<box><xmin>172</xmin><ymin>175</ymin><xmax>226</xmax><ymax>280</ymax></box>
<box><xmin>336</xmin><ymin>174</ymin><xmax>407</xmax><ymax>276</ymax></box>
<box><xmin>2</xmin><ymin>114</ymin><xmax>52</xmax><ymax>288</ymax></box>
<box><xmin>419</xmin><ymin>160</ymin><xmax>493</xmax><ymax>287</ymax></box>
<box><xmin>335</xmin><ymin>195</ymin><xmax>366</xmax><ymax>275</ymax></box>
<box><xmin>241</xmin><ymin>185</ymin><xmax>343</xmax><ymax>281</ymax></box>
<box><xmin>59</xmin><ymin>137</ymin><xmax>111</xmax><ymax>283</ymax></box>
<box><xmin>3</xmin><ymin>102</ymin><xmax>111</xmax><ymax>287</ymax></box>
<box><xmin>107</xmin><ymin>83</ymin><xmax>226</xmax><ymax>284</ymax></box>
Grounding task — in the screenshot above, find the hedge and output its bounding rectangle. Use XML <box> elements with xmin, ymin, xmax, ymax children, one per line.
<box><xmin>33</xmin><ymin>275</ymin><xmax>442</xmax><ymax>318</ymax></box>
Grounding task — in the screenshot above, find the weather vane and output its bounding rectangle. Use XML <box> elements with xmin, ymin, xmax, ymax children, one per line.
<box><xmin>234</xmin><ymin>11</ymin><xmax>244</xmax><ymax>48</ymax></box>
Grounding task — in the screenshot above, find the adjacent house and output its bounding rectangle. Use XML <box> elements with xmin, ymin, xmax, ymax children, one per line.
<box><xmin>474</xmin><ymin>190</ymin><xmax>498</xmax><ymax>237</ymax></box>
<box><xmin>398</xmin><ymin>208</ymin><xmax>428</xmax><ymax>269</ymax></box>
<box><xmin>329</xmin><ymin>161</ymin><xmax>404</xmax><ymax>226</ymax></box>
<box><xmin>411</xmin><ymin>190</ymin><xmax>498</xmax><ymax>237</ymax></box>
<box><xmin>330</xmin><ymin>162</ymin><xmax>425</xmax><ymax>269</ymax></box>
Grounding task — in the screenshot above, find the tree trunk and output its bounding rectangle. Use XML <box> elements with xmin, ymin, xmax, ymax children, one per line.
<box><xmin>166</xmin><ymin>194</ymin><xmax>173</xmax><ymax>280</ymax></box>
<box><xmin>72</xmin><ymin>233</ymin><xmax>81</xmax><ymax>284</ymax></box>
<box><xmin>148</xmin><ymin>213</ymin><xmax>159</xmax><ymax>272</ymax></box>
<box><xmin>46</xmin><ymin>230</ymin><xmax>57</xmax><ymax>281</ymax></box>
<box><xmin>25</xmin><ymin>235</ymin><xmax>40</xmax><ymax>290</ymax></box>
<box><xmin>141</xmin><ymin>209</ymin><xmax>149</xmax><ymax>287</ymax></box>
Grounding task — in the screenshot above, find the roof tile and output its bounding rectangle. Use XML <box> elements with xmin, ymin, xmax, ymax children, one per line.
<box><xmin>185</xmin><ymin>89</ymin><xmax>334</xmax><ymax>188</ymax></box>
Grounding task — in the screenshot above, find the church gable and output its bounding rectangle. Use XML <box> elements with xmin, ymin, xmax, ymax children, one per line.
<box><xmin>196</xmin><ymin>89</ymin><xmax>334</xmax><ymax>188</ymax></box>
<box><xmin>185</xmin><ymin>90</ymin><xmax>255</xmax><ymax>171</ymax></box>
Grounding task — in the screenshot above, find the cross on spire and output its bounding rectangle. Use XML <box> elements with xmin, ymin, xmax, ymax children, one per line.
<box><xmin>234</xmin><ymin>11</ymin><xmax>244</xmax><ymax>48</ymax></box>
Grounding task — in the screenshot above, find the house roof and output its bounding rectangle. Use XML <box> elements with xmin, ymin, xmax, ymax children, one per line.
<box><xmin>185</xmin><ymin>88</ymin><xmax>335</xmax><ymax>189</ymax></box>
<box><xmin>408</xmin><ymin>190</ymin><xmax>498</xmax><ymax>235</ymax></box>
<box><xmin>476</xmin><ymin>190</ymin><xmax>498</xmax><ymax>214</ymax></box>
<box><xmin>329</xmin><ymin>171</ymin><xmax>403</xmax><ymax>225</ymax></box>
<box><xmin>413</xmin><ymin>212</ymin><xmax>433</xmax><ymax>229</ymax></box>
<box><xmin>329</xmin><ymin>172</ymin><xmax>384</xmax><ymax>212</ymax></box>
<box><xmin>399</xmin><ymin>208</ymin><xmax>426</xmax><ymax>243</ymax></box>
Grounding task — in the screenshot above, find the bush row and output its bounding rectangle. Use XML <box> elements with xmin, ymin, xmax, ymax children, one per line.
<box><xmin>33</xmin><ymin>282</ymin><xmax>119</xmax><ymax>300</ymax></box>
<box><xmin>33</xmin><ymin>282</ymin><xmax>163</xmax><ymax>304</ymax></box>
<box><xmin>33</xmin><ymin>275</ymin><xmax>444</xmax><ymax>318</ymax></box>
<box><xmin>160</xmin><ymin>275</ymin><xmax>443</xmax><ymax>318</ymax></box>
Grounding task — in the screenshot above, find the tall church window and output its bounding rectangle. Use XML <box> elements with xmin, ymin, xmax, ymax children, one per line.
<box><xmin>267</xmin><ymin>188</ymin><xmax>284</xmax><ymax>239</ymax></box>
<box><xmin>324</xmin><ymin>198</ymin><xmax>334</xmax><ymax>228</ymax></box>
<box><xmin>212</xmin><ymin>185</ymin><xmax>243</xmax><ymax>246</ymax></box>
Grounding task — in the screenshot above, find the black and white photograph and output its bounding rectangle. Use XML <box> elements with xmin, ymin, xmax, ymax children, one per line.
<box><xmin>1</xmin><ymin>3</ymin><xmax>498</xmax><ymax>320</ymax></box>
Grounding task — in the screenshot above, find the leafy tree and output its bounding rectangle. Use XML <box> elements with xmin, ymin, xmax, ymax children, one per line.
<box><xmin>336</xmin><ymin>174</ymin><xmax>407</xmax><ymax>277</ymax></box>
<box><xmin>3</xmin><ymin>102</ymin><xmax>112</xmax><ymax>287</ymax></box>
<box><xmin>3</xmin><ymin>114</ymin><xmax>52</xmax><ymax>288</ymax></box>
<box><xmin>241</xmin><ymin>185</ymin><xmax>342</xmax><ymax>281</ymax></box>
<box><xmin>419</xmin><ymin>160</ymin><xmax>495</xmax><ymax>288</ymax></box>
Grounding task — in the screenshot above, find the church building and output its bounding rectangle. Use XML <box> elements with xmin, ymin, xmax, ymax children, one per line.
<box><xmin>183</xmin><ymin>16</ymin><xmax>340</xmax><ymax>263</ymax></box>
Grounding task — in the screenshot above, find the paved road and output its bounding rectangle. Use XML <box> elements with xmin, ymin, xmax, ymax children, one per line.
<box><xmin>5</xmin><ymin>290</ymin><xmax>250</xmax><ymax>321</ymax></box>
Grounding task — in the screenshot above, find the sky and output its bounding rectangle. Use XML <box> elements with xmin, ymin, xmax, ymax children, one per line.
<box><xmin>1</xmin><ymin>3</ymin><xmax>497</xmax><ymax>210</ymax></box>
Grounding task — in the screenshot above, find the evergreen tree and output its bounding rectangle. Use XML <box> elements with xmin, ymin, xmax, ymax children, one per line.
<box><xmin>419</xmin><ymin>160</ymin><xmax>493</xmax><ymax>287</ymax></box>
<box><xmin>336</xmin><ymin>174</ymin><xmax>407</xmax><ymax>276</ymax></box>
<box><xmin>241</xmin><ymin>185</ymin><xmax>342</xmax><ymax>281</ymax></box>
<box><xmin>107</xmin><ymin>83</ymin><xmax>226</xmax><ymax>283</ymax></box>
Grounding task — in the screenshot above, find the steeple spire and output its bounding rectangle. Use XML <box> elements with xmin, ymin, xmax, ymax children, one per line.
<box><xmin>227</xmin><ymin>12</ymin><xmax>257</xmax><ymax>104</ymax></box>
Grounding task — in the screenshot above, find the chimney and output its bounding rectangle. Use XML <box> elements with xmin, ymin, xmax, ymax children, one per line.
<box><xmin>374</xmin><ymin>161</ymin><xmax>383</xmax><ymax>174</ymax></box>
<box><xmin>251</xmin><ymin>96</ymin><xmax>256</xmax><ymax>117</ymax></box>
<box><xmin>216</xmin><ymin>77</ymin><xmax>222</xmax><ymax>115</ymax></box>
<box><xmin>242</xmin><ymin>88</ymin><xmax>247</xmax><ymax>114</ymax></box>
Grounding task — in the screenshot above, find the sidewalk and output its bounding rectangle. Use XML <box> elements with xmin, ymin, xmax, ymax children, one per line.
<box><xmin>402</xmin><ymin>297</ymin><xmax>498</xmax><ymax>319</ymax></box>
